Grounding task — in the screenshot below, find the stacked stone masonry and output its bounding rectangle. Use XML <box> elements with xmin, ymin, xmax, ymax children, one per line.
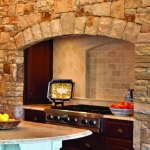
<box><xmin>0</xmin><ymin>0</ymin><xmax>149</xmax><ymax>149</ymax></box>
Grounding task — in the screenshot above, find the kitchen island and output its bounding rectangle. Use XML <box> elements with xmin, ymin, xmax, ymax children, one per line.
<box><xmin>0</xmin><ymin>121</ymin><xmax>92</xmax><ymax>150</ymax></box>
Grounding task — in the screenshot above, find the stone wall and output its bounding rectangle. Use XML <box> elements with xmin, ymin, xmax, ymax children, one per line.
<box><xmin>0</xmin><ymin>0</ymin><xmax>149</xmax><ymax>149</ymax></box>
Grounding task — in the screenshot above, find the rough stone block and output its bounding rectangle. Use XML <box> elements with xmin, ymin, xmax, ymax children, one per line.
<box><xmin>85</xmin><ymin>16</ymin><xmax>99</xmax><ymax>35</ymax></box>
<box><xmin>16</xmin><ymin>4</ymin><xmax>24</xmax><ymax>15</ymax></box>
<box><xmin>51</xmin><ymin>19</ymin><xmax>62</xmax><ymax>37</ymax></box>
<box><xmin>137</xmin><ymin>33</ymin><xmax>150</xmax><ymax>43</ymax></box>
<box><xmin>92</xmin><ymin>2</ymin><xmax>111</xmax><ymax>16</ymax></box>
<box><xmin>40</xmin><ymin>21</ymin><xmax>52</xmax><ymax>39</ymax></box>
<box><xmin>135</xmin><ymin>44</ymin><xmax>150</xmax><ymax>56</ymax></box>
<box><xmin>0</xmin><ymin>32</ymin><xmax>10</xmax><ymax>43</ymax></box>
<box><xmin>108</xmin><ymin>18</ymin><xmax>127</xmax><ymax>39</ymax></box>
<box><xmin>31</xmin><ymin>24</ymin><xmax>42</xmax><ymax>41</ymax></box>
<box><xmin>110</xmin><ymin>0</ymin><xmax>124</xmax><ymax>19</ymax></box>
<box><xmin>14</xmin><ymin>32</ymin><xmax>25</xmax><ymax>49</ymax></box>
<box><xmin>17</xmin><ymin>16</ymin><xmax>28</xmax><ymax>32</ymax></box>
<box><xmin>8</xmin><ymin>5</ymin><xmax>16</xmax><ymax>16</ymax></box>
<box><xmin>135</xmin><ymin>80</ymin><xmax>148</xmax><ymax>86</ymax></box>
<box><xmin>61</xmin><ymin>12</ymin><xmax>75</xmax><ymax>35</ymax></box>
<box><xmin>23</xmin><ymin>28</ymin><xmax>33</xmax><ymax>45</ymax></box>
<box><xmin>135</xmin><ymin>63</ymin><xmax>150</xmax><ymax>68</ymax></box>
<box><xmin>98</xmin><ymin>17</ymin><xmax>112</xmax><ymax>36</ymax></box>
<box><xmin>135</xmin><ymin>14</ymin><xmax>150</xmax><ymax>24</ymax></box>
<box><xmin>135</xmin><ymin>56</ymin><xmax>150</xmax><ymax>62</ymax></box>
<box><xmin>74</xmin><ymin>16</ymin><xmax>86</xmax><ymax>34</ymax></box>
<box><xmin>134</xmin><ymin>103</ymin><xmax>150</xmax><ymax>114</ymax></box>
<box><xmin>125</xmin><ymin>0</ymin><xmax>142</xmax><ymax>8</ymax></box>
<box><xmin>54</xmin><ymin>0</ymin><xmax>72</xmax><ymax>13</ymax></box>
<box><xmin>142</xmin><ymin>0</ymin><xmax>150</xmax><ymax>7</ymax></box>
<box><xmin>133</xmin><ymin>120</ymin><xmax>141</xmax><ymax>150</ymax></box>
<box><xmin>122</xmin><ymin>22</ymin><xmax>141</xmax><ymax>43</ymax></box>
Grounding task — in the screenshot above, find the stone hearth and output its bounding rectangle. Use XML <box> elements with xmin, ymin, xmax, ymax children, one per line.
<box><xmin>0</xmin><ymin>0</ymin><xmax>150</xmax><ymax>149</ymax></box>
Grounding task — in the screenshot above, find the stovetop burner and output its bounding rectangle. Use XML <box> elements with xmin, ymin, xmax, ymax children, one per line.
<box><xmin>51</xmin><ymin>104</ymin><xmax>112</xmax><ymax>114</ymax></box>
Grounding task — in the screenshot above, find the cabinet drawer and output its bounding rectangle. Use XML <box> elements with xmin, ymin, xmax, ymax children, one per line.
<box><xmin>105</xmin><ymin>118</ymin><xmax>133</xmax><ymax>140</ymax></box>
<box><xmin>62</xmin><ymin>133</ymin><xmax>104</xmax><ymax>150</ymax></box>
<box><xmin>24</xmin><ymin>109</ymin><xmax>46</xmax><ymax>123</ymax></box>
<box><xmin>105</xmin><ymin>137</ymin><xmax>133</xmax><ymax>150</ymax></box>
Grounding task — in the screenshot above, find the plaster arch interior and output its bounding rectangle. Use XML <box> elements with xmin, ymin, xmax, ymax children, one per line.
<box><xmin>52</xmin><ymin>35</ymin><xmax>135</xmax><ymax>103</ymax></box>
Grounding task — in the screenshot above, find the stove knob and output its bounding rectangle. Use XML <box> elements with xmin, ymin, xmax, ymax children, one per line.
<box><xmin>71</xmin><ymin>117</ymin><xmax>78</xmax><ymax>123</ymax></box>
<box><xmin>81</xmin><ymin>119</ymin><xmax>88</xmax><ymax>125</ymax></box>
<box><xmin>89</xmin><ymin>120</ymin><xmax>96</xmax><ymax>126</ymax></box>
<box><xmin>64</xmin><ymin>116</ymin><xmax>70</xmax><ymax>122</ymax></box>
<box><xmin>47</xmin><ymin>115</ymin><xmax>53</xmax><ymax>120</ymax></box>
<box><xmin>54</xmin><ymin>115</ymin><xmax>61</xmax><ymax>121</ymax></box>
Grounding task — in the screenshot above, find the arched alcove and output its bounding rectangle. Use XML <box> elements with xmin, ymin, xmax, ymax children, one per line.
<box><xmin>0</xmin><ymin>0</ymin><xmax>149</xmax><ymax>149</ymax></box>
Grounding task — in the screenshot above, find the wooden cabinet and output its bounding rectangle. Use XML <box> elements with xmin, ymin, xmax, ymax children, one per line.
<box><xmin>104</xmin><ymin>118</ymin><xmax>133</xmax><ymax>150</ymax></box>
<box><xmin>60</xmin><ymin>118</ymin><xmax>134</xmax><ymax>150</ymax></box>
<box><xmin>24</xmin><ymin>109</ymin><xmax>46</xmax><ymax>123</ymax></box>
<box><xmin>23</xmin><ymin>40</ymin><xmax>53</xmax><ymax>104</ymax></box>
<box><xmin>61</xmin><ymin>133</ymin><xmax>104</xmax><ymax>150</ymax></box>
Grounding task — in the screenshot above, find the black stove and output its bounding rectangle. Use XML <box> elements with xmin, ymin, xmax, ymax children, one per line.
<box><xmin>45</xmin><ymin>104</ymin><xmax>112</xmax><ymax>133</ymax></box>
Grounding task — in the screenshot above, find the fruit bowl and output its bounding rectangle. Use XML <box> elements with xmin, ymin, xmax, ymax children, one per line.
<box><xmin>0</xmin><ymin>119</ymin><xmax>21</xmax><ymax>129</ymax></box>
<box><xmin>109</xmin><ymin>108</ymin><xmax>133</xmax><ymax>116</ymax></box>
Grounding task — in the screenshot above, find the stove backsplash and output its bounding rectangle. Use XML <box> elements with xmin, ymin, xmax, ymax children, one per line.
<box><xmin>53</xmin><ymin>35</ymin><xmax>135</xmax><ymax>102</ymax></box>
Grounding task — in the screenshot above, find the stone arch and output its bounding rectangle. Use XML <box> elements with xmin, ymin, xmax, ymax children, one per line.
<box><xmin>0</xmin><ymin>0</ymin><xmax>150</xmax><ymax>149</ymax></box>
<box><xmin>14</xmin><ymin>16</ymin><xmax>141</xmax><ymax>50</ymax></box>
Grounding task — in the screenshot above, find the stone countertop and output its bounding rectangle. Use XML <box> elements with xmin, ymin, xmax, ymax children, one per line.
<box><xmin>23</xmin><ymin>104</ymin><xmax>135</xmax><ymax>121</ymax></box>
<box><xmin>0</xmin><ymin>121</ymin><xmax>92</xmax><ymax>144</ymax></box>
<box><xmin>103</xmin><ymin>114</ymin><xmax>135</xmax><ymax>121</ymax></box>
<box><xmin>23</xmin><ymin>104</ymin><xmax>52</xmax><ymax>111</ymax></box>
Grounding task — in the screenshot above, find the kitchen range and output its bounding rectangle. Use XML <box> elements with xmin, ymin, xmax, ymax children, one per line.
<box><xmin>45</xmin><ymin>79</ymin><xmax>112</xmax><ymax>133</ymax></box>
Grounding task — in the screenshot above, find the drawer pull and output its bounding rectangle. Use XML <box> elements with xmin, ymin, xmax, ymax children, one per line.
<box><xmin>33</xmin><ymin>117</ymin><xmax>37</xmax><ymax>121</ymax></box>
<box><xmin>85</xmin><ymin>143</ymin><xmax>90</xmax><ymax>148</ymax></box>
<box><xmin>117</xmin><ymin>128</ymin><xmax>123</xmax><ymax>134</ymax></box>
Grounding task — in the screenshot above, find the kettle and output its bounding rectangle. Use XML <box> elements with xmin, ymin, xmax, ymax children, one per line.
<box><xmin>125</xmin><ymin>89</ymin><xmax>134</xmax><ymax>102</ymax></box>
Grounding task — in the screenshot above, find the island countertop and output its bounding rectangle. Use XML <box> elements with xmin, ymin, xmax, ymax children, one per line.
<box><xmin>0</xmin><ymin>121</ymin><xmax>92</xmax><ymax>144</ymax></box>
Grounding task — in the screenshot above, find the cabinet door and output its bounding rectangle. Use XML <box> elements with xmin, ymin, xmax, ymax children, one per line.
<box><xmin>105</xmin><ymin>137</ymin><xmax>133</xmax><ymax>150</ymax></box>
<box><xmin>105</xmin><ymin>119</ymin><xmax>133</xmax><ymax>140</ymax></box>
<box><xmin>24</xmin><ymin>40</ymin><xmax>53</xmax><ymax>104</ymax></box>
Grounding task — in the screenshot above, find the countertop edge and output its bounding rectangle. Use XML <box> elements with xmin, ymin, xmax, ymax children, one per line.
<box><xmin>0</xmin><ymin>121</ymin><xmax>92</xmax><ymax>144</ymax></box>
<box><xmin>0</xmin><ymin>130</ymin><xmax>92</xmax><ymax>145</ymax></box>
<box><xmin>103</xmin><ymin>114</ymin><xmax>135</xmax><ymax>121</ymax></box>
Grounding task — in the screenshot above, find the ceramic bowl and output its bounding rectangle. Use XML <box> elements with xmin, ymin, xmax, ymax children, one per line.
<box><xmin>109</xmin><ymin>108</ymin><xmax>133</xmax><ymax>116</ymax></box>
